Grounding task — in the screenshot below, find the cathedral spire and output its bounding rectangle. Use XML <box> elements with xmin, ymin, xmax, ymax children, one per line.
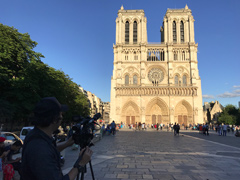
<box><xmin>120</xmin><ymin>5</ymin><xmax>124</xmax><ymax>10</ymax></box>
<box><xmin>185</xmin><ymin>4</ymin><xmax>189</xmax><ymax>9</ymax></box>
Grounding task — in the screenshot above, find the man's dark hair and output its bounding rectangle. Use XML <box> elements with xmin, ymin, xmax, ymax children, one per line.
<box><xmin>31</xmin><ymin>97</ymin><xmax>68</xmax><ymax>127</ymax></box>
<box><xmin>13</xmin><ymin>140</ymin><xmax>23</xmax><ymax>147</ymax></box>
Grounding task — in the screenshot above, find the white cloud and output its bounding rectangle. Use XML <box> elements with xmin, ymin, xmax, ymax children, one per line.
<box><xmin>216</xmin><ymin>85</ymin><xmax>240</xmax><ymax>98</ymax></box>
<box><xmin>234</xmin><ymin>89</ymin><xmax>240</xmax><ymax>93</ymax></box>
<box><xmin>202</xmin><ymin>95</ymin><xmax>214</xmax><ymax>99</ymax></box>
<box><xmin>217</xmin><ymin>92</ymin><xmax>240</xmax><ymax>98</ymax></box>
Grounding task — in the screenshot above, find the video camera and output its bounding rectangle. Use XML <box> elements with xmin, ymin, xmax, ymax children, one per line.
<box><xmin>72</xmin><ymin>113</ymin><xmax>101</xmax><ymax>148</ymax></box>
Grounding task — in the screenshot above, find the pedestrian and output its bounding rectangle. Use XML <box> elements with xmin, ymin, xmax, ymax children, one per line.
<box><xmin>222</xmin><ymin>124</ymin><xmax>227</xmax><ymax>136</ymax></box>
<box><xmin>111</xmin><ymin>121</ymin><xmax>116</xmax><ymax>135</ymax></box>
<box><xmin>0</xmin><ymin>137</ymin><xmax>14</xmax><ymax>180</ymax></box>
<box><xmin>21</xmin><ymin>97</ymin><xmax>93</xmax><ymax>180</ymax></box>
<box><xmin>4</xmin><ymin>140</ymin><xmax>23</xmax><ymax>177</ymax></box>
<box><xmin>218</xmin><ymin>124</ymin><xmax>222</xmax><ymax>136</ymax></box>
<box><xmin>205</xmin><ymin>123</ymin><xmax>209</xmax><ymax>136</ymax></box>
<box><xmin>173</xmin><ymin>123</ymin><xmax>177</xmax><ymax>136</ymax></box>
<box><xmin>176</xmin><ymin>124</ymin><xmax>180</xmax><ymax>136</ymax></box>
<box><xmin>157</xmin><ymin>123</ymin><xmax>159</xmax><ymax>131</ymax></box>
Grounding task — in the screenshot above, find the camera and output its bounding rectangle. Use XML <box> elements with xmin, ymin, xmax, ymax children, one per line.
<box><xmin>72</xmin><ymin>113</ymin><xmax>101</xmax><ymax>148</ymax></box>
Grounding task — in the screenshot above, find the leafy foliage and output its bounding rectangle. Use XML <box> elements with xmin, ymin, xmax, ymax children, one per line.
<box><xmin>219</xmin><ymin>104</ymin><xmax>240</xmax><ymax>125</ymax></box>
<box><xmin>0</xmin><ymin>24</ymin><xmax>90</xmax><ymax>129</ymax></box>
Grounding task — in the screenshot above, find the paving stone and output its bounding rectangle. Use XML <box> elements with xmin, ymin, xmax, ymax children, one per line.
<box><xmin>58</xmin><ymin>130</ymin><xmax>240</xmax><ymax>180</ymax></box>
<box><xmin>117</xmin><ymin>174</ymin><xmax>129</xmax><ymax>178</ymax></box>
<box><xmin>104</xmin><ymin>173</ymin><xmax>117</xmax><ymax>178</ymax></box>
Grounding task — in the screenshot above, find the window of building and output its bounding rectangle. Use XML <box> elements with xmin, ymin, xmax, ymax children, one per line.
<box><xmin>174</xmin><ymin>52</ymin><xmax>178</xmax><ymax>61</ymax></box>
<box><xmin>125</xmin><ymin>21</ymin><xmax>129</xmax><ymax>44</ymax></box>
<box><xmin>133</xmin><ymin>75</ymin><xmax>137</xmax><ymax>85</ymax></box>
<box><xmin>134</xmin><ymin>52</ymin><xmax>138</xmax><ymax>60</ymax></box>
<box><xmin>180</xmin><ymin>21</ymin><xmax>184</xmax><ymax>43</ymax></box>
<box><xmin>133</xmin><ymin>21</ymin><xmax>137</xmax><ymax>44</ymax></box>
<box><xmin>182</xmin><ymin>75</ymin><xmax>187</xmax><ymax>86</ymax></box>
<box><xmin>125</xmin><ymin>55</ymin><xmax>128</xmax><ymax>60</ymax></box>
<box><xmin>173</xmin><ymin>21</ymin><xmax>177</xmax><ymax>42</ymax></box>
<box><xmin>160</xmin><ymin>51</ymin><xmax>165</xmax><ymax>61</ymax></box>
<box><xmin>134</xmin><ymin>55</ymin><xmax>138</xmax><ymax>60</ymax></box>
<box><xmin>175</xmin><ymin>75</ymin><xmax>179</xmax><ymax>85</ymax></box>
<box><xmin>182</xmin><ymin>51</ymin><xmax>185</xmax><ymax>60</ymax></box>
<box><xmin>125</xmin><ymin>75</ymin><xmax>129</xmax><ymax>85</ymax></box>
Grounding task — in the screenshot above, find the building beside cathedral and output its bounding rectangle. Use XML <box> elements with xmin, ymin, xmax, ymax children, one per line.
<box><xmin>110</xmin><ymin>5</ymin><xmax>203</xmax><ymax>126</ymax></box>
<box><xmin>203</xmin><ymin>101</ymin><xmax>223</xmax><ymax>124</ymax></box>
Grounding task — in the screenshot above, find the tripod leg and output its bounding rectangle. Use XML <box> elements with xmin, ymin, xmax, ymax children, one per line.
<box><xmin>89</xmin><ymin>160</ymin><xmax>95</xmax><ymax>180</ymax></box>
<box><xmin>80</xmin><ymin>171</ymin><xmax>84</xmax><ymax>180</ymax></box>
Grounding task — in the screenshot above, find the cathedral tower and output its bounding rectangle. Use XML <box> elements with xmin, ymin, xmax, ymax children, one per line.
<box><xmin>110</xmin><ymin>5</ymin><xmax>203</xmax><ymax>126</ymax></box>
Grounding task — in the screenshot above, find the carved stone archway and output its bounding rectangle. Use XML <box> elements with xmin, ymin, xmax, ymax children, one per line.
<box><xmin>145</xmin><ymin>98</ymin><xmax>169</xmax><ymax>125</ymax></box>
<box><xmin>174</xmin><ymin>100</ymin><xmax>193</xmax><ymax>127</ymax></box>
<box><xmin>121</xmin><ymin>101</ymin><xmax>140</xmax><ymax>125</ymax></box>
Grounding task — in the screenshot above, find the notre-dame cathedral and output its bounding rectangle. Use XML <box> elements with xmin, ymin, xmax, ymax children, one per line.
<box><xmin>110</xmin><ymin>5</ymin><xmax>203</xmax><ymax>126</ymax></box>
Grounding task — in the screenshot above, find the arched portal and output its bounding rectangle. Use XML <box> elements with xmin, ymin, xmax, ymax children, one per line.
<box><xmin>145</xmin><ymin>98</ymin><xmax>169</xmax><ymax>125</ymax></box>
<box><xmin>174</xmin><ymin>100</ymin><xmax>193</xmax><ymax>127</ymax></box>
<box><xmin>121</xmin><ymin>101</ymin><xmax>140</xmax><ymax>126</ymax></box>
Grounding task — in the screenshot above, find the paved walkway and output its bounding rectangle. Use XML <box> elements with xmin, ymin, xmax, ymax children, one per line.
<box><xmin>60</xmin><ymin>129</ymin><xmax>240</xmax><ymax>180</ymax></box>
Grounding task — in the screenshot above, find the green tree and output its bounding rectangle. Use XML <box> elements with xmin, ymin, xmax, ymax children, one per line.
<box><xmin>0</xmin><ymin>24</ymin><xmax>44</xmax><ymax>128</ymax></box>
<box><xmin>218</xmin><ymin>104</ymin><xmax>239</xmax><ymax>125</ymax></box>
<box><xmin>0</xmin><ymin>24</ymin><xmax>90</xmax><ymax>129</ymax></box>
<box><xmin>219</xmin><ymin>112</ymin><xmax>236</xmax><ymax>125</ymax></box>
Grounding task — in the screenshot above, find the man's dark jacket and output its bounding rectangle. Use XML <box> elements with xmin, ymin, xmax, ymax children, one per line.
<box><xmin>21</xmin><ymin>127</ymin><xmax>69</xmax><ymax>180</ymax></box>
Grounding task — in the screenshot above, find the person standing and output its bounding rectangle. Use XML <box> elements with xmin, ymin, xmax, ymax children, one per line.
<box><xmin>173</xmin><ymin>123</ymin><xmax>177</xmax><ymax>136</ymax></box>
<box><xmin>205</xmin><ymin>123</ymin><xmax>209</xmax><ymax>136</ymax></box>
<box><xmin>21</xmin><ymin>97</ymin><xmax>93</xmax><ymax>180</ymax></box>
<box><xmin>111</xmin><ymin>121</ymin><xmax>116</xmax><ymax>135</ymax></box>
<box><xmin>176</xmin><ymin>124</ymin><xmax>180</xmax><ymax>136</ymax></box>
<box><xmin>222</xmin><ymin>124</ymin><xmax>227</xmax><ymax>136</ymax></box>
<box><xmin>218</xmin><ymin>124</ymin><xmax>222</xmax><ymax>136</ymax></box>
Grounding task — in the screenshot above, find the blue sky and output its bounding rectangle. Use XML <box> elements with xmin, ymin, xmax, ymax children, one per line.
<box><xmin>1</xmin><ymin>0</ymin><xmax>239</xmax><ymax>107</ymax></box>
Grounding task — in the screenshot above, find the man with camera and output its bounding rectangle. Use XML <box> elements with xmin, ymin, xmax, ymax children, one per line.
<box><xmin>21</xmin><ymin>97</ymin><xmax>93</xmax><ymax>180</ymax></box>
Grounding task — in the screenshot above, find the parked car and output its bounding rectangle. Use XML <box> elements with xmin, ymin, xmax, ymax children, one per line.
<box><xmin>0</xmin><ymin>132</ymin><xmax>23</xmax><ymax>147</ymax></box>
<box><xmin>20</xmin><ymin>126</ymin><xmax>34</xmax><ymax>141</ymax></box>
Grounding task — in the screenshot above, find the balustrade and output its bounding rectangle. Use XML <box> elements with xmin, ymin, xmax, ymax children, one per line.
<box><xmin>116</xmin><ymin>86</ymin><xmax>197</xmax><ymax>96</ymax></box>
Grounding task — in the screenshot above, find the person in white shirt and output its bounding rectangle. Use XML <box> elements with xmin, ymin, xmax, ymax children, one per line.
<box><xmin>222</xmin><ymin>124</ymin><xmax>227</xmax><ymax>136</ymax></box>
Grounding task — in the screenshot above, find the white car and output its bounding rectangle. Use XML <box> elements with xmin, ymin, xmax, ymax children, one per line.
<box><xmin>20</xmin><ymin>126</ymin><xmax>34</xmax><ymax>141</ymax></box>
<box><xmin>0</xmin><ymin>132</ymin><xmax>23</xmax><ymax>147</ymax></box>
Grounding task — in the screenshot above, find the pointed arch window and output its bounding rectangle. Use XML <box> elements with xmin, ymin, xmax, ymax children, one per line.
<box><xmin>133</xmin><ymin>75</ymin><xmax>137</xmax><ymax>85</ymax></box>
<box><xmin>180</xmin><ymin>21</ymin><xmax>184</xmax><ymax>43</ymax></box>
<box><xmin>125</xmin><ymin>75</ymin><xmax>129</xmax><ymax>85</ymax></box>
<box><xmin>125</xmin><ymin>21</ymin><xmax>129</xmax><ymax>44</ymax></box>
<box><xmin>133</xmin><ymin>21</ymin><xmax>137</xmax><ymax>44</ymax></box>
<box><xmin>173</xmin><ymin>21</ymin><xmax>177</xmax><ymax>42</ymax></box>
<box><xmin>182</xmin><ymin>75</ymin><xmax>187</xmax><ymax>86</ymax></box>
<box><xmin>175</xmin><ymin>75</ymin><xmax>179</xmax><ymax>85</ymax></box>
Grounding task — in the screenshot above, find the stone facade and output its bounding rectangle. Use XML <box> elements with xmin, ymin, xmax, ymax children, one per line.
<box><xmin>110</xmin><ymin>5</ymin><xmax>203</xmax><ymax>126</ymax></box>
<box><xmin>102</xmin><ymin>102</ymin><xmax>110</xmax><ymax>123</ymax></box>
<box><xmin>203</xmin><ymin>101</ymin><xmax>223</xmax><ymax>124</ymax></box>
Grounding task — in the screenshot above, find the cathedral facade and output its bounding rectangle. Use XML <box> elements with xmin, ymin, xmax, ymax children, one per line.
<box><xmin>110</xmin><ymin>5</ymin><xmax>203</xmax><ymax>126</ymax></box>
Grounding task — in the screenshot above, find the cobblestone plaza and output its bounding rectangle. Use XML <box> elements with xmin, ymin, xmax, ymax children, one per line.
<box><xmin>61</xmin><ymin>130</ymin><xmax>240</xmax><ymax>180</ymax></box>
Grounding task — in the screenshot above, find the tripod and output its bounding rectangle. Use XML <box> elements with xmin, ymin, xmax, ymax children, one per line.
<box><xmin>76</xmin><ymin>160</ymin><xmax>95</xmax><ymax>180</ymax></box>
<box><xmin>75</xmin><ymin>147</ymin><xmax>95</xmax><ymax>180</ymax></box>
